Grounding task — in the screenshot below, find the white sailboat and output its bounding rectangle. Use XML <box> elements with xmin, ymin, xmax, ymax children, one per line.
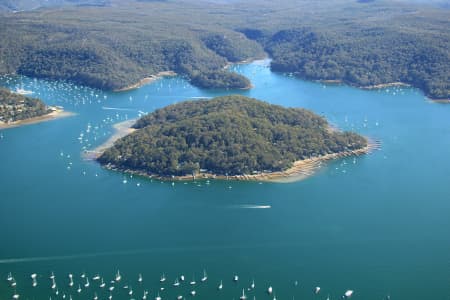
<box><xmin>115</xmin><ymin>270</ymin><xmax>121</xmax><ymax>282</ymax></box>
<box><xmin>180</xmin><ymin>275</ymin><xmax>185</xmax><ymax>282</ymax></box>
<box><xmin>50</xmin><ymin>272</ymin><xmax>55</xmax><ymax>280</ymax></box>
<box><xmin>233</xmin><ymin>275</ymin><xmax>239</xmax><ymax>282</ymax></box>
<box><xmin>218</xmin><ymin>280</ymin><xmax>223</xmax><ymax>290</ymax></box>
<box><xmin>267</xmin><ymin>286</ymin><xmax>273</xmax><ymax>294</ymax></box>
<box><xmin>200</xmin><ymin>270</ymin><xmax>207</xmax><ymax>282</ymax></box>
<box><xmin>177</xmin><ymin>296</ymin><xmax>183</xmax><ymax>300</ymax></box>
<box><xmin>100</xmin><ymin>278</ymin><xmax>106</xmax><ymax>288</ymax></box>
<box><xmin>84</xmin><ymin>278</ymin><xmax>90</xmax><ymax>288</ymax></box>
<box><xmin>189</xmin><ymin>275</ymin><xmax>196</xmax><ymax>285</ymax></box>
<box><xmin>51</xmin><ymin>278</ymin><xmax>56</xmax><ymax>290</ymax></box>
<box><xmin>77</xmin><ymin>284</ymin><xmax>82</xmax><ymax>293</ymax></box>
<box><xmin>314</xmin><ymin>287</ymin><xmax>321</xmax><ymax>294</ymax></box>
<box><xmin>190</xmin><ymin>290</ymin><xmax>196</xmax><ymax>296</ymax></box>
<box><xmin>250</xmin><ymin>279</ymin><xmax>255</xmax><ymax>289</ymax></box>
<box><xmin>344</xmin><ymin>290</ymin><xmax>354</xmax><ymax>298</ymax></box>
<box><xmin>240</xmin><ymin>288</ymin><xmax>247</xmax><ymax>300</ymax></box>
<box><xmin>173</xmin><ymin>278</ymin><xmax>180</xmax><ymax>287</ymax></box>
<box><xmin>138</xmin><ymin>273</ymin><xmax>143</xmax><ymax>283</ymax></box>
<box><xmin>92</xmin><ymin>274</ymin><xmax>100</xmax><ymax>281</ymax></box>
<box><xmin>7</xmin><ymin>272</ymin><xmax>13</xmax><ymax>281</ymax></box>
<box><xmin>160</xmin><ymin>273</ymin><xmax>166</xmax><ymax>283</ymax></box>
<box><xmin>155</xmin><ymin>292</ymin><xmax>162</xmax><ymax>300</ymax></box>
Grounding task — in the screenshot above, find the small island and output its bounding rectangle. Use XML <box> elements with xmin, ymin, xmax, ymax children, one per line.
<box><xmin>0</xmin><ymin>88</ymin><xmax>71</xmax><ymax>129</ymax></box>
<box><xmin>97</xmin><ymin>95</ymin><xmax>370</xmax><ymax>182</ymax></box>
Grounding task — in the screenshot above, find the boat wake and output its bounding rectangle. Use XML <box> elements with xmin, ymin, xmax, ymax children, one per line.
<box><xmin>232</xmin><ymin>205</ymin><xmax>271</xmax><ymax>209</ymax></box>
<box><xmin>102</xmin><ymin>106</ymin><xmax>136</xmax><ymax>111</ymax></box>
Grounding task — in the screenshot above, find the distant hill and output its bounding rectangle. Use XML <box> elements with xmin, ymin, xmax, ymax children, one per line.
<box><xmin>98</xmin><ymin>95</ymin><xmax>367</xmax><ymax>177</ymax></box>
<box><xmin>0</xmin><ymin>0</ymin><xmax>110</xmax><ymax>12</ymax></box>
<box><xmin>0</xmin><ymin>0</ymin><xmax>448</xmax><ymax>99</ymax></box>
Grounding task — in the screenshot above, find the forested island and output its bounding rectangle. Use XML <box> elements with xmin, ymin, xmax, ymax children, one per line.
<box><xmin>0</xmin><ymin>88</ymin><xmax>51</xmax><ymax>123</ymax></box>
<box><xmin>0</xmin><ymin>0</ymin><xmax>448</xmax><ymax>99</ymax></box>
<box><xmin>97</xmin><ymin>95</ymin><xmax>368</xmax><ymax>179</ymax></box>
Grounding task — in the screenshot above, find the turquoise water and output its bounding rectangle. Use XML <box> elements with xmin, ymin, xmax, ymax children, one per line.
<box><xmin>1</xmin><ymin>60</ymin><xmax>449</xmax><ymax>300</ymax></box>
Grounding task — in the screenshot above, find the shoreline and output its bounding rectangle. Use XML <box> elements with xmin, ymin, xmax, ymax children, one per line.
<box><xmin>83</xmin><ymin>119</ymin><xmax>137</xmax><ymax>160</ymax></box>
<box><xmin>101</xmin><ymin>140</ymin><xmax>378</xmax><ymax>183</ymax></box>
<box><xmin>0</xmin><ymin>107</ymin><xmax>75</xmax><ymax>130</ymax></box>
<box><xmin>90</xmin><ymin>119</ymin><xmax>379</xmax><ymax>183</ymax></box>
<box><xmin>113</xmin><ymin>71</ymin><xmax>177</xmax><ymax>92</ymax></box>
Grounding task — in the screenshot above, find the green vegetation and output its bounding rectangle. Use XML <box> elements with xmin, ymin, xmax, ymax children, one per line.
<box><xmin>264</xmin><ymin>27</ymin><xmax>449</xmax><ymax>99</ymax></box>
<box><xmin>98</xmin><ymin>95</ymin><xmax>367</xmax><ymax>177</ymax></box>
<box><xmin>0</xmin><ymin>88</ymin><xmax>50</xmax><ymax>122</ymax></box>
<box><xmin>0</xmin><ymin>0</ymin><xmax>448</xmax><ymax>99</ymax></box>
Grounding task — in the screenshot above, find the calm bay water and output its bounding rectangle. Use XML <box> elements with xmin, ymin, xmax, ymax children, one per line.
<box><xmin>0</xmin><ymin>60</ymin><xmax>449</xmax><ymax>299</ymax></box>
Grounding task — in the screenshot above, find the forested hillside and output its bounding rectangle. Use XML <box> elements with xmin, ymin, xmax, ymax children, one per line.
<box><xmin>0</xmin><ymin>88</ymin><xmax>50</xmax><ymax>122</ymax></box>
<box><xmin>98</xmin><ymin>95</ymin><xmax>367</xmax><ymax>176</ymax></box>
<box><xmin>0</xmin><ymin>0</ymin><xmax>448</xmax><ymax>99</ymax></box>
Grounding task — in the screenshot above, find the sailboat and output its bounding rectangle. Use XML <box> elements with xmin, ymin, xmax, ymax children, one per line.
<box><xmin>100</xmin><ymin>278</ymin><xmax>106</xmax><ymax>288</ymax></box>
<box><xmin>233</xmin><ymin>275</ymin><xmax>239</xmax><ymax>282</ymax></box>
<box><xmin>32</xmin><ymin>278</ymin><xmax>38</xmax><ymax>287</ymax></box>
<box><xmin>142</xmin><ymin>290</ymin><xmax>148</xmax><ymax>300</ymax></box>
<box><xmin>180</xmin><ymin>275</ymin><xmax>185</xmax><ymax>282</ymax></box>
<box><xmin>267</xmin><ymin>286</ymin><xmax>273</xmax><ymax>294</ymax></box>
<box><xmin>240</xmin><ymin>288</ymin><xmax>247</xmax><ymax>300</ymax></box>
<box><xmin>69</xmin><ymin>275</ymin><xmax>74</xmax><ymax>287</ymax></box>
<box><xmin>12</xmin><ymin>291</ymin><xmax>20</xmax><ymax>299</ymax></box>
<box><xmin>190</xmin><ymin>275</ymin><xmax>196</xmax><ymax>285</ymax></box>
<box><xmin>173</xmin><ymin>278</ymin><xmax>180</xmax><ymax>287</ymax></box>
<box><xmin>314</xmin><ymin>287</ymin><xmax>321</xmax><ymax>294</ymax></box>
<box><xmin>190</xmin><ymin>290</ymin><xmax>196</xmax><ymax>296</ymax></box>
<box><xmin>51</xmin><ymin>278</ymin><xmax>56</xmax><ymax>289</ymax></box>
<box><xmin>129</xmin><ymin>287</ymin><xmax>133</xmax><ymax>296</ymax></box>
<box><xmin>77</xmin><ymin>284</ymin><xmax>82</xmax><ymax>293</ymax></box>
<box><xmin>218</xmin><ymin>280</ymin><xmax>223</xmax><ymax>290</ymax></box>
<box><xmin>177</xmin><ymin>296</ymin><xmax>183</xmax><ymax>300</ymax></box>
<box><xmin>115</xmin><ymin>270</ymin><xmax>121</xmax><ymax>282</ymax></box>
<box><xmin>250</xmin><ymin>279</ymin><xmax>255</xmax><ymax>289</ymax></box>
<box><xmin>84</xmin><ymin>278</ymin><xmax>90</xmax><ymax>288</ymax></box>
<box><xmin>160</xmin><ymin>273</ymin><xmax>166</xmax><ymax>283</ymax></box>
<box><xmin>50</xmin><ymin>272</ymin><xmax>55</xmax><ymax>280</ymax></box>
<box><xmin>344</xmin><ymin>290</ymin><xmax>354</xmax><ymax>298</ymax></box>
<box><xmin>7</xmin><ymin>272</ymin><xmax>13</xmax><ymax>281</ymax></box>
<box><xmin>200</xmin><ymin>270</ymin><xmax>207</xmax><ymax>282</ymax></box>
<box><xmin>108</xmin><ymin>292</ymin><xmax>113</xmax><ymax>300</ymax></box>
<box><xmin>155</xmin><ymin>292</ymin><xmax>162</xmax><ymax>300</ymax></box>
<box><xmin>138</xmin><ymin>273</ymin><xmax>143</xmax><ymax>283</ymax></box>
<box><xmin>92</xmin><ymin>274</ymin><xmax>100</xmax><ymax>281</ymax></box>
<box><xmin>93</xmin><ymin>292</ymin><xmax>98</xmax><ymax>300</ymax></box>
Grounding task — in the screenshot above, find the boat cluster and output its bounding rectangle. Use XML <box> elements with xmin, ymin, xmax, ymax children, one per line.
<box><xmin>4</xmin><ymin>270</ymin><xmax>360</xmax><ymax>300</ymax></box>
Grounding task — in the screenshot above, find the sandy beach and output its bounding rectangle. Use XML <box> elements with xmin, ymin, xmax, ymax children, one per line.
<box><xmin>114</xmin><ymin>71</ymin><xmax>177</xmax><ymax>92</ymax></box>
<box><xmin>84</xmin><ymin>119</ymin><xmax>137</xmax><ymax>160</ymax></box>
<box><xmin>0</xmin><ymin>107</ymin><xmax>75</xmax><ymax>130</ymax></box>
<box><xmin>360</xmin><ymin>82</ymin><xmax>410</xmax><ymax>90</ymax></box>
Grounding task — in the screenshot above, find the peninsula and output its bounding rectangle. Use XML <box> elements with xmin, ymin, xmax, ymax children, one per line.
<box><xmin>97</xmin><ymin>95</ymin><xmax>368</xmax><ymax>181</ymax></box>
<box><xmin>0</xmin><ymin>88</ymin><xmax>71</xmax><ymax>129</ymax></box>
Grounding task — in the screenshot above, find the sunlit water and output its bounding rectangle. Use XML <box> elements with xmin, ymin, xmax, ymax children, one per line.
<box><xmin>1</xmin><ymin>60</ymin><xmax>449</xmax><ymax>300</ymax></box>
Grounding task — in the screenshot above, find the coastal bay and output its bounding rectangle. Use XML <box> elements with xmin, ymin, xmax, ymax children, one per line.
<box><xmin>0</xmin><ymin>61</ymin><xmax>449</xmax><ymax>300</ymax></box>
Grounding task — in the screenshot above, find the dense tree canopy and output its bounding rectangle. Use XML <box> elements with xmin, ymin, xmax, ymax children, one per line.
<box><xmin>0</xmin><ymin>0</ymin><xmax>448</xmax><ymax>99</ymax></box>
<box><xmin>0</xmin><ymin>88</ymin><xmax>50</xmax><ymax>122</ymax></box>
<box><xmin>98</xmin><ymin>95</ymin><xmax>367</xmax><ymax>177</ymax></box>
